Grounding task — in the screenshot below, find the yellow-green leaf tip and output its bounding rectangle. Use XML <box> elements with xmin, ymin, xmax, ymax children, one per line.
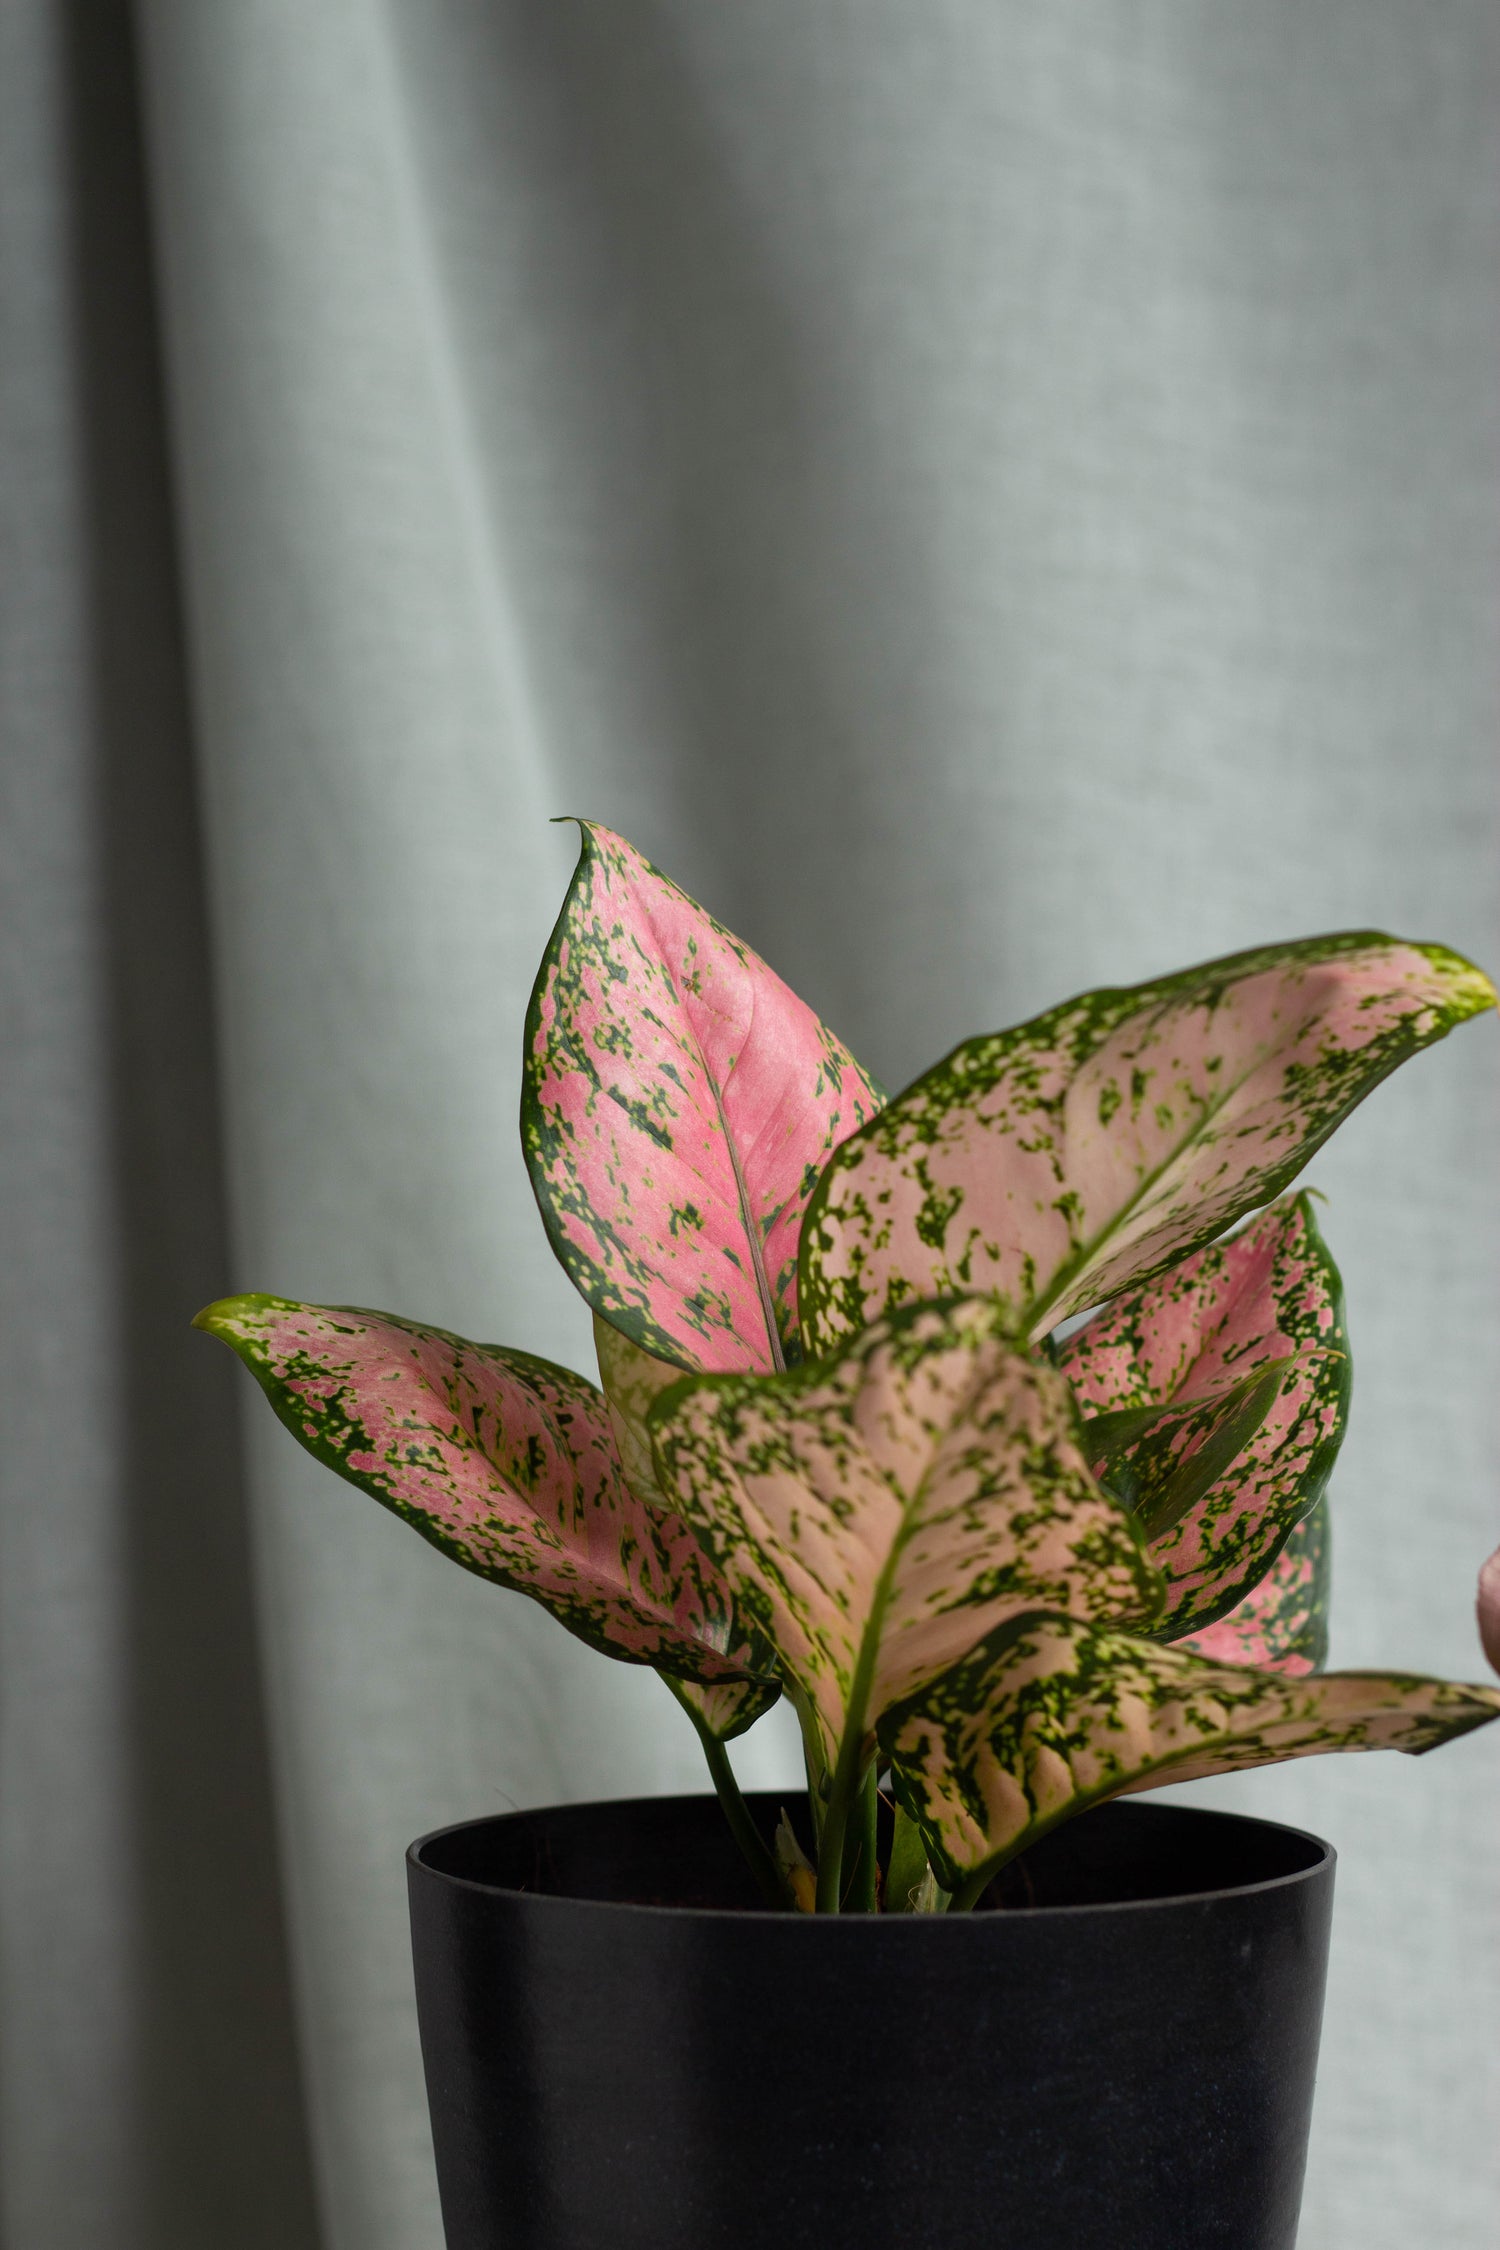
<box><xmin>1416</xmin><ymin>941</ymin><xmax>1499</xmax><ymax>1019</ymax></box>
<box><xmin>192</xmin><ymin>1294</ymin><xmax>264</xmax><ymax>1338</ymax></box>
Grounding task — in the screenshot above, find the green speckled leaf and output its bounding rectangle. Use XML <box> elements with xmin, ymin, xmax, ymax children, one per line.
<box><xmin>1083</xmin><ymin>1360</ymin><xmax>1291</xmax><ymax>1545</ymax></box>
<box><xmin>649</xmin><ymin>1296</ymin><xmax>1163</xmax><ymax>1770</ymax></box>
<box><xmin>800</xmin><ymin>934</ymin><xmax>1494</xmax><ymax>1356</ymax></box>
<box><xmin>195</xmin><ymin>1294</ymin><xmax>766</xmax><ymax>1688</ymax></box>
<box><xmin>1062</xmin><ymin>1194</ymin><xmax>1349</xmax><ymax>1648</ymax></box>
<box><xmin>883</xmin><ymin>1608</ymin><xmax>1500</xmax><ymax>1894</ymax></box>
<box><xmin>592</xmin><ymin>1313</ymin><xmax>781</xmax><ymax>1738</ymax></box>
<box><xmin>593</xmin><ymin>1311</ymin><xmax>685</xmax><ymax>1514</ymax></box>
<box><xmin>1178</xmin><ymin>1501</ymin><xmax>1330</xmax><ymax>1674</ymax></box>
<box><xmin>666</xmin><ymin>1672</ymin><xmax>782</xmax><ymax>1741</ymax></box>
<box><xmin>524</xmin><ymin>823</ymin><xmax>883</xmax><ymax>1375</ymax></box>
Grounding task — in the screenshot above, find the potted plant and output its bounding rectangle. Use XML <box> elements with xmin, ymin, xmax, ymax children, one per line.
<box><xmin>198</xmin><ymin>823</ymin><xmax>1500</xmax><ymax>2250</ymax></box>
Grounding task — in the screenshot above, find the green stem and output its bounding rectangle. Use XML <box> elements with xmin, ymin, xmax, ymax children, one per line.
<box><xmin>884</xmin><ymin>1800</ymin><xmax>929</xmax><ymax>1913</ymax></box>
<box><xmin>814</xmin><ymin>1720</ymin><xmax>870</xmax><ymax>1914</ymax></box>
<box><xmin>840</xmin><ymin>1764</ymin><xmax>880</xmax><ymax>1912</ymax></box>
<box><xmin>809</xmin><ymin>1428</ymin><xmax>941</xmax><ymax>1910</ymax></box>
<box><xmin>949</xmin><ymin>1862</ymin><xmax>997</xmax><ymax>1914</ymax></box>
<box><xmin>787</xmin><ymin>1681</ymin><xmax>831</xmax><ymax>1846</ymax></box>
<box><xmin>663</xmin><ymin>1678</ymin><xmax>789</xmax><ymax>1910</ymax></box>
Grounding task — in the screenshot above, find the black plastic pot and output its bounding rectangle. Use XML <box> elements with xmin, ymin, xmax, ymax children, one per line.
<box><xmin>408</xmin><ymin>1791</ymin><xmax>1333</xmax><ymax>2250</ymax></box>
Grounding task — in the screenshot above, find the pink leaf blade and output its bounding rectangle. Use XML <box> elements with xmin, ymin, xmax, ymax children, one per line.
<box><xmin>800</xmin><ymin>934</ymin><xmax>1495</xmax><ymax>1359</ymax></box>
<box><xmin>649</xmin><ymin>1297</ymin><xmax>1163</xmax><ymax>1767</ymax></box>
<box><xmin>523</xmin><ymin>824</ymin><xmax>884</xmax><ymax>1375</ymax></box>
<box><xmin>593</xmin><ymin>1310</ymin><xmax>691</xmax><ymax>1516</ymax></box>
<box><xmin>592</xmin><ymin>1311</ymin><xmax>784</xmax><ymax>1732</ymax></box>
<box><xmin>1060</xmin><ymin>1191</ymin><xmax>1343</xmax><ymax>1411</ymax></box>
<box><xmin>882</xmin><ymin>1609</ymin><xmax>1500</xmax><ymax>1894</ymax></box>
<box><xmin>195</xmin><ymin>1294</ymin><xmax>760</xmax><ymax>1685</ymax></box>
<box><xmin>1176</xmin><ymin>1502</ymin><xmax>1329</xmax><ymax>1674</ymax></box>
<box><xmin>1064</xmin><ymin>1194</ymin><xmax>1350</xmax><ymax>1641</ymax></box>
<box><xmin>1080</xmin><ymin>1358</ymin><xmax>1291</xmax><ymax>1548</ymax></box>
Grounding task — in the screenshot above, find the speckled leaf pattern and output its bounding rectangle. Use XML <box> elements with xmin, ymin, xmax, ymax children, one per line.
<box><xmin>649</xmin><ymin>1297</ymin><xmax>1163</xmax><ymax>1766</ymax></box>
<box><xmin>1060</xmin><ymin>1194</ymin><xmax>1349</xmax><ymax>1643</ymax></box>
<box><xmin>593</xmin><ymin>1312</ymin><xmax>686</xmax><ymax>1515</ymax></box>
<box><xmin>1080</xmin><ymin>1362</ymin><xmax>1291</xmax><ymax>1546</ymax></box>
<box><xmin>666</xmin><ymin>1673</ymin><xmax>782</xmax><ymax>1741</ymax></box>
<box><xmin>523</xmin><ymin>823</ymin><xmax>884</xmax><ymax>1375</ymax></box>
<box><xmin>195</xmin><ymin>1295</ymin><xmax>762</xmax><ymax>1686</ymax></box>
<box><xmin>592</xmin><ymin>1313</ymin><xmax>781</xmax><ymax>1737</ymax></box>
<box><xmin>1178</xmin><ymin>1502</ymin><xmax>1329</xmax><ymax>1674</ymax></box>
<box><xmin>882</xmin><ymin>1609</ymin><xmax>1500</xmax><ymax>1892</ymax></box>
<box><xmin>799</xmin><ymin>934</ymin><xmax>1495</xmax><ymax>1357</ymax></box>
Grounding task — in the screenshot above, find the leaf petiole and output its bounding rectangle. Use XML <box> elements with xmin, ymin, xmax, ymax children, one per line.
<box><xmin>815</xmin><ymin>1704</ymin><xmax>878</xmax><ymax>1914</ymax></box>
<box><xmin>948</xmin><ymin>1869</ymin><xmax>990</xmax><ymax>1915</ymax></box>
<box><xmin>663</xmin><ymin>1675</ymin><xmax>790</xmax><ymax>1909</ymax></box>
<box><xmin>787</xmin><ymin>1680</ymin><xmax>831</xmax><ymax>1846</ymax></box>
<box><xmin>840</xmin><ymin>1765</ymin><xmax>880</xmax><ymax>1912</ymax></box>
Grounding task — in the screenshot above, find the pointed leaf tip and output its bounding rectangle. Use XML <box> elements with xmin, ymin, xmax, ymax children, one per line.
<box><xmin>801</xmin><ymin>931</ymin><xmax>1496</xmax><ymax>1360</ymax></box>
<box><xmin>198</xmin><ymin>1293</ymin><xmax>767</xmax><ymax>1685</ymax></box>
<box><xmin>1413</xmin><ymin>940</ymin><xmax>1499</xmax><ymax>1019</ymax></box>
<box><xmin>522</xmin><ymin>821</ymin><xmax>883</xmax><ymax>1375</ymax></box>
<box><xmin>884</xmin><ymin>1613</ymin><xmax>1500</xmax><ymax>1892</ymax></box>
<box><xmin>193</xmin><ymin>1292</ymin><xmax>274</xmax><ymax>1339</ymax></box>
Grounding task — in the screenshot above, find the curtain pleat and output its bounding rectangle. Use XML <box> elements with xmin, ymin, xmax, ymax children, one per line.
<box><xmin>1</xmin><ymin>6</ymin><xmax>319</xmax><ymax>2246</ymax></box>
<box><xmin>3</xmin><ymin>5</ymin><xmax>1497</xmax><ymax>2245</ymax></box>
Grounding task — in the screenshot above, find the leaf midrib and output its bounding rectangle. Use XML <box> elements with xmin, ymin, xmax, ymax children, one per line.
<box><xmin>651</xmin><ymin>887</ymin><xmax>787</xmax><ymax>1374</ymax></box>
<box><xmin>710</xmin><ymin>1073</ymin><xmax>786</xmax><ymax>1373</ymax></box>
<box><xmin>833</xmin><ymin>1347</ymin><xmax>998</xmax><ymax>1761</ymax></box>
<box><xmin>1023</xmin><ymin>1013</ymin><xmax>1292</xmax><ymax>1336</ymax></box>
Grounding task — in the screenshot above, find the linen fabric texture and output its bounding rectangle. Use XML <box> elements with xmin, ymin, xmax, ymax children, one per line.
<box><xmin>2</xmin><ymin>5</ymin><xmax>1497</xmax><ymax>2247</ymax></box>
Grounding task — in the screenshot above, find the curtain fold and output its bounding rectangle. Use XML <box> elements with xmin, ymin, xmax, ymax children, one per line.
<box><xmin>4</xmin><ymin>5</ymin><xmax>1497</xmax><ymax>2245</ymax></box>
<box><xmin>0</xmin><ymin>6</ymin><xmax>320</xmax><ymax>2245</ymax></box>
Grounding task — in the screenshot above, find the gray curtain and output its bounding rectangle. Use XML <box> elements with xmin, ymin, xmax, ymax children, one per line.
<box><xmin>3</xmin><ymin>4</ymin><xmax>1497</xmax><ymax>2246</ymax></box>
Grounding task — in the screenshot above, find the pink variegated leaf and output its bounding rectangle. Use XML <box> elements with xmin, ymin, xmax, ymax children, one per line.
<box><xmin>1178</xmin><ymin>1503</ymin><xmax>1329</xmax><ymax>1674</ymax></box>
<box><xmin>667</xmin><ymin>1674</ymin><xmax>781</xmax><ymax>1741</ymax></box>
<box><xmin>592</xmin><ymin>1313</ymin><xmax>780</xmax><ymax>1738</ymax></box>
<box><xmin>523</xmin><ymin>823</ymin><xmax>883</xmax><ymax>1376</ymax></box>
<box><xmin>1059</xmin><ymin>1194</ymin><xmax>1345</xmax><ymax>1419</ymax></box>
<box><xmin>1079</xmin><ymin>1360</ymin><xmax>1291</xmax><ymax>1545</ymax></box>
<box><xmin>194</xmin><ymin>1295</ymin><xmax>767</xmax><ymax>1691</ymax></box>
<box><xmin>1061</xmin><ymin>1194</ymin><xmax>1349</xmax><ymax>1641</ymax></box>
<box><xmin>1479</xmin><ymin>1543</ymin><xmax>1500</xmax><ymax>1676</ymax></box>
<box><xmin>649</xmin><ymin>1296</ymin><xmax>1163</xmax><ymax>1770</ymax></box>
<box><xmin>799</xmin><ymin>933</ymin><xmax>1495</xmax><ymax>1357</ymax></box>
<box><xmin>593</xmin><ymin>1311</ymin><xmax>689</xmax><ymax>1515</ymax></box>
<box><xmin>882</xmin><ymin>1608</ymin><xmax>1500</xmax><ymax>1895</ymax></box>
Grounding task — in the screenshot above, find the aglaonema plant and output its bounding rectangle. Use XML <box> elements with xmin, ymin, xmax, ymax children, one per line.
<box><xmin>198</xmin><ymin>821</ymin><xmax>1500</xmax><ymax>1913</ymax></box>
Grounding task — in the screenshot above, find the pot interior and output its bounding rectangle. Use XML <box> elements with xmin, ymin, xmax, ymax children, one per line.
<box><xmin>413</xmin><ymin>1790</ymin><xmax>1328</xmax><ymax>1915</ymax></box>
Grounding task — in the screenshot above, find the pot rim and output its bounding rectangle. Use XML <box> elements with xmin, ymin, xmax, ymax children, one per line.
<box><xmin>407</xmin><ymin>1792</ymin><xmax>1335</xmax><ymax>1924</ymax></box>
